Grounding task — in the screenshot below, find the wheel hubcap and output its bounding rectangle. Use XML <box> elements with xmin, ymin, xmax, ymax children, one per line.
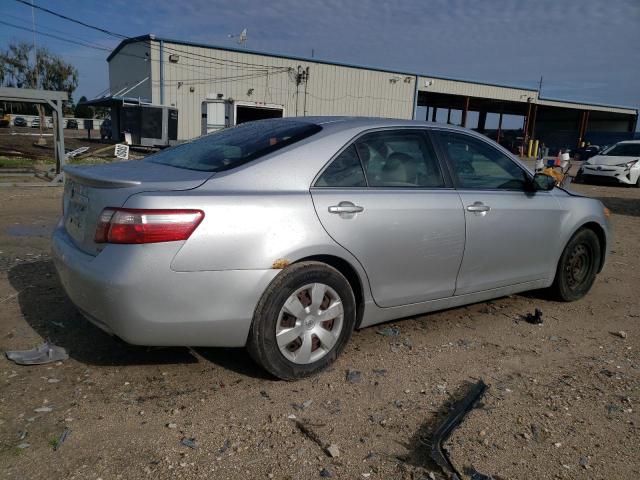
<box><xmin>565</xmin><ymin>243</ymin><xmax>592</xmax><ymax>289</ymax></box>
<box><xmin>276</xmin><ymin>283</ymin><xmax>344</xmax><ymax>365</ymax></box>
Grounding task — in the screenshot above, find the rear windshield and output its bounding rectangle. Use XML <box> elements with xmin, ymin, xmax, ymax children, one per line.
<box><xmin>146</xmin><ymin>119</ymin><xmax>322</xmax><ymax>172</ymax></box>
<box><xmin>602</xmin><ymin>143</ymin><xmax>640</xmax><ymax>157</ymax></box>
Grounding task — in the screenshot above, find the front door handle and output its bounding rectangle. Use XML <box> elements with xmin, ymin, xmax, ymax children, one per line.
<box><xmin>466</xmin><ymin>201</ymin><xmax>491</xmax><ymax>215</ymax></box>
<box><xmin>328</xmin><ymin>201</ymin><xmax>364</xmax><ymax>215</ymax></box>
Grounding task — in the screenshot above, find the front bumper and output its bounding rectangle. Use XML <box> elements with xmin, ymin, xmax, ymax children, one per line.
<box><xmin>52</xmin><ymin>226</ymin><xmax>278</xmax><ymax>347</ymax></box>
<box><xmin>579</xmin><ymin>165</ymin><xmax>636</xmax><ymax>185</ymax></box>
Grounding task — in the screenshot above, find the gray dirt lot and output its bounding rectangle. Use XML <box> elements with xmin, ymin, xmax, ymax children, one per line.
<box><xmin>0</xmin><ymin>182</ymin><xmax>638</xmax><ymax>480</ymax></box>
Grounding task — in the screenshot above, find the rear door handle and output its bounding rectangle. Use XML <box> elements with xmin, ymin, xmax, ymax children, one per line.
<box><xmin>466</xmin><ymin>201</ymin><xmax>491</xmax><ymax>215</ymax></box>
<box><xmin>328</xmin><ymin>201</ymin><xmax>364</xmax><ymax>214</ymax></box>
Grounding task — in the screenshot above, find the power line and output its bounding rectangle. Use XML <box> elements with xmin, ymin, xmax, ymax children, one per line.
<box><xmin>3</xmin><ymin>18</ymin><xmax>290</xmax><ymax>76</ymax></box>
<box><xmin>152</xmin><ymin>70</ymin><xmax>288</xmax><ymax>86</ymax></box>
<box><xmin>13</xmin><ymin>0</ymin><xmax>292</xmax><ymax>72</ymax></box>
<box><xmin>14</xmin><ymin>0</ymin><xmax>127</xmax><ymax>39</ymax></box>
<box><xmin>4</xmin><ymin>11</ymin><xmax>116</xmax><ymax>50</ymax></box>
<box><xmin>0</xmin><ymin>20</ymin><xmax>113</xmax><ymax>52</ymax></box>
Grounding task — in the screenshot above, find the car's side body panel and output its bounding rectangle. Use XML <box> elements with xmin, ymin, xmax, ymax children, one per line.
<box><xmin>454</xmin><ymin>190</ymin><xmax>563</xmax><ymax>294</ymax></box>
<box><xmin>311</xmin><ymin>188</ymin><xmax>465</xmax><ymax>307</ymax></box>
<box><xmin>359</xmin><ymin>278</ymin><xmax>550</xmax><ymax>328</ymax></box>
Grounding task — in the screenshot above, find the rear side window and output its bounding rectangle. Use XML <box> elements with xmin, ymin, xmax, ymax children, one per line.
<box><xmin>315</xmin><ymin>145</ymin><xmax>366</xmax><ymax>187</ymax></box>
<box><xmin>146</xmin><ymin>119</ymin><xmax>321</xmax><ymax>172</ymax></box>
<box><xmin>355</xmin><ymin>130</ymin><xmax>444</xmax><ymax>188</ymax></box>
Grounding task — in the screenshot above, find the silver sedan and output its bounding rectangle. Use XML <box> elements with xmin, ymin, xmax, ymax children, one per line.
<box><xmin>53</xmin><ymin>117</ymin><xmax>611</xmax><ymax>379</ymax></box>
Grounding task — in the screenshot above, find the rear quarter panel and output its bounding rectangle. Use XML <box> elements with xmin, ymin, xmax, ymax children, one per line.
<box><xmin>123</xmin><ymin>189</ymin><xmax>369</xmax><ymax>276</ymax></box>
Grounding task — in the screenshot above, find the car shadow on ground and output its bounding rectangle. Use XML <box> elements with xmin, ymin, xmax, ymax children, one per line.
<box><xmin>7</xmin><ymin>259</ymin><xmax>270</xmax><ymax>378</ymax></box>
<box><xmin>595</xmin><ymin>196</ymin><xmax>640</xmax><ymax>218</ymax></box>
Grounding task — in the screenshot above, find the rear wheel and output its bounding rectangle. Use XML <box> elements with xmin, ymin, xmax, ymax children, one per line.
<box><xmin>549</xmin><ymin>228</ymin><xmax>601</xmax><ymax>301</ymax></box>
<box><xmin>247</xmin><ymin>262</ymin><xmax>356</xmax><ymax>380</ymax></box>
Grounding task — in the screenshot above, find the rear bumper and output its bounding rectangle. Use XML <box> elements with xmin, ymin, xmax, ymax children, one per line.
<box><xmin>52</xmin><ymin>226</ymin><xmax>278</xmax><ymax>347</ymax></box>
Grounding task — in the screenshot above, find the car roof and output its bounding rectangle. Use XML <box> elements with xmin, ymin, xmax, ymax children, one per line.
<box><xmin>283</xmin><ymin>115</ymin><xmax>471</xmax><ymax>134</ymax></box>
<box><xmin>616</xmin><ymin>140</ymin><xmax>640</xmax><ymax>145</ymax></box>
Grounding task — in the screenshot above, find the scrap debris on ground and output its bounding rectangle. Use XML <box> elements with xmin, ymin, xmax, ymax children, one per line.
<box><xmin>5</xmin><ymin>341</ymin><xmax>68</xmax><ymax>365</ymax></box>
<box><xmin>522</xmin><ymin>307</ymin><xmax>543</xmax><ymax>325</ymax></box>
<box><xmin>427</xmin><ymin>380</ymin><xmax>490</xmax><ymax>480</ymax></box>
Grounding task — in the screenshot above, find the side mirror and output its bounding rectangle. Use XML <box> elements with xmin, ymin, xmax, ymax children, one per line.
<box><xmin>532</xmin><ymin>173</ymin><xmax>556</xmax><ymax>191</ymax></box>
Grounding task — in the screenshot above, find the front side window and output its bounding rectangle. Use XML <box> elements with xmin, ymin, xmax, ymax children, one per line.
<box><xmin>602</xmin><ymin>143</ymin><xmax>640</xmax><ymax>157</ymax></box>
<box><xmin>315</xmin><ymin>145</ymin><xmax>366</xmax><ymax>187</ymax></box>
<box><xmin>147</xmin><ymin>119</ymin><xmax>321</xmax><ymax>172</ymax></box>
<box><xmin>436</xmin><ymin>131</ymin><xmax>529</xmax><ymax>190</ymax></box>
<box><xmin>354</xmin><ymin>130</ymin><xmax>444</xmax><ymax>188</ymax></box>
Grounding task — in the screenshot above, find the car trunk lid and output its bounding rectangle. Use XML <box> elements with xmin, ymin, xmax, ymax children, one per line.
<box><xmin>63</xmin><ymin>161</ymin><xmax>213</xmax><ymax>256</ymax></box>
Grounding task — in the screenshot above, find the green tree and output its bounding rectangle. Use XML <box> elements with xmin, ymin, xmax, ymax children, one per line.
<box><xmin>0</xmin><ymin>42</ymin><xmax>78</xmax><ymax>95</ymax></box>
<box><xmin>74</xmin><ymin>96</ymin><xmax>93</xmax><ymax>118</ymax></box>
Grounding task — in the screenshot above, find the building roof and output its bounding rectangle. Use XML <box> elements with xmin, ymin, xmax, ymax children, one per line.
<box><xmin>0</xmin><ymin>87</ymin><xmax>68</xmax><ymax>103</ymax></box>
<box><xmin>107</xmin><ymin>35</ymin><xmax>637</xmax><ymax>116</ymax></box>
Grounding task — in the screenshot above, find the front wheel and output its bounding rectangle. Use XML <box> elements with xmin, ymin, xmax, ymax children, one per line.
<box><xmin>247</xmin><ymin>262</ymin><xmax>356</xmax><ymax>380</ymax></box>
<box><xmin>549</xmin><ymin>228</ymin><xmax>601</xmax><ymax>301</ymax></box>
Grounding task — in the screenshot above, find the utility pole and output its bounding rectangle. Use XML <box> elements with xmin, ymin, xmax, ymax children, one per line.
<box><xmin>538</xmin><ymin>76</ymin><xmax>543</xmax><ymax>98</ymax></box>
<box><xmin>303</xmin><ymin>67</ymin><xmax>310</xmax><ymax>116</ymax></box>
<box><xmin>295</xmin><ymin>66</ymin><xmax>310</xmax><ymax>117</ymax></box>
<box><xmin>31</xmin><ymin>0</ymin><xmax>46</xmax><ymax>145</ymax></box>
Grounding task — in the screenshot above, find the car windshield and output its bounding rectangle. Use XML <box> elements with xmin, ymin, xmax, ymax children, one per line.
<box><xmin>602</xmin><ymin>143</ymin><xmax>640</xmax><ymax>156</ymax></box>
<box><xmin>146</xmin><ymin>119</ymin><xmax>322</xmax><ymax>172</ymax></box>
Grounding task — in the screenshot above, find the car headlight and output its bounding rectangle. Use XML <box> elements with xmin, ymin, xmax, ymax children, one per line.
<box><xmin>615</xmin><ymin>159</ymin><xmax>638</xmax><ymax>169</ymax></box>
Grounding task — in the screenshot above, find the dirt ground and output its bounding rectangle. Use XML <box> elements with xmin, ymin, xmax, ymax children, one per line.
<box><xmin>0</xmin><ymin>126</ymin><xmax>112</xmax><ymax>162</ymax></box>
<box><xmin>0</xmin><ymin>181</ymin><xmax>638</xmax><ymax>480</ymax></box>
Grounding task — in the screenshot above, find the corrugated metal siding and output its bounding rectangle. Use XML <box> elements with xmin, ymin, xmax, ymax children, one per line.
<box><xmin>537</xmin><ymin>98</ymin><xmax>634</xmax><ymax>115</ymax></box>
<box><xmin>108</xmin><ymin>42</ymin><xmax>152</xmax><ymax>100</ymax></box>
<box><xmin>418</xmin><ymin>76</ymin><xmax>537</xmax><ymax>103</ymax></box>
<box><xmin>107</xmin><ymin>39</ymin><xmax>636</xmax><ymax>141</ymax></box>
<box><xmin>151</xmin><ymin>40</ymin><xmax>414</xmax><ymax>139</ymax></box>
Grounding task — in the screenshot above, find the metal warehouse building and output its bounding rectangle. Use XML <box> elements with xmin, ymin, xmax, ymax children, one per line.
<box><xmin>99</xmin><ymin>34</ymin><xmax>637</xmax><ymax>150</ymax></box>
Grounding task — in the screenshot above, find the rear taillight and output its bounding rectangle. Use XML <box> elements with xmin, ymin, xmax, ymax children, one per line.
<box><xmin>95</xmin><ymin>208</ymin><xmax>204</xmax><ymax>244</ymax></box>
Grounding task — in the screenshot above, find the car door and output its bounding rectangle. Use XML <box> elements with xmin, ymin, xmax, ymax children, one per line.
<box><xmin>432</xmin><ymin>129</ymin><xmax>564</xmax><ymax>295</ymax></box>
<box><xmin>310</xmin><ymin>128</ymin><xmax>466</xmax><ymax>308</ymax></box>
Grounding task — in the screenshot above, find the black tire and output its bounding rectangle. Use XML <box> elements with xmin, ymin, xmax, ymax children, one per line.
<box><xmin>549</xmin><ymin>228</ymin><xmax>601</xmax><ymax>301</ymax></box>
<box><xmin>635</xmin><ymin>175</ymin><xmax>640</xmax><ymax>188</ymax></box>
<box><xmin>247</xmin><ymin>261</ymin><xmax>356</xmax><ymax>380</ymax></box>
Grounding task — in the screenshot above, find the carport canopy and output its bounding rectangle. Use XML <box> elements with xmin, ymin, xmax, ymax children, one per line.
<box><xmin>0</xmin><ymin>87</ymin><xmax>69</xmax><ymax>175</ymax></box>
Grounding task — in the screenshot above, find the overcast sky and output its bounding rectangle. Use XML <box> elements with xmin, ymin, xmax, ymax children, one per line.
<box><xmin>2</xmin><ymin>0</ymin><xmax>639</xmax><ymax>115</ymax></box>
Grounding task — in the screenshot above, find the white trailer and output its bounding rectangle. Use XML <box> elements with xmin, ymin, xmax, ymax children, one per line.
<box><xmin>201</xmin><ymin>99</ymin><xmax>285</xmax><ymax>135</ymax></box>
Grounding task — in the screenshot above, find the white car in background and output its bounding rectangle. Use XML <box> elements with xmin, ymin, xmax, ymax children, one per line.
<box><xmin>578</xmin><ymin>140</ymin><xmax>640</xmax><ymax>187</ymax></box>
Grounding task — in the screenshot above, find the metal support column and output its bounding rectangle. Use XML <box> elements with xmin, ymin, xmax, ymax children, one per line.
<box><xmin>425</xmin><ymin>106</ymin><xmax>430</xmax><ymax>121</ymax></box>
<box><xmin>529</xmin><ymin>103</ymin><xmax>538</xmax><ymax>139</ymax></box>
<box><xmin>431</xmin><ymin>106</ymin><xmax>438</xmax><ymax>122</ymax></box>
<box><xmin>496</xmin><ymin>111</ymin><xmax>503</xmax><ymax>144</ymax></box>
<box><xmin>577</xmin><ymin>111</ymin><xmax>590</xmax><ymax>147</ymax></box>
<box><xmin>477</xmin><ymin>111</ymin><xmax>487</xmax><ymax>133</ymax></box>
<box><xmin>47</xmin><ymin>99</ymin><xmax>65</xmax><ymax>175</ymax></box>
<box><xmin>461</xmin><ymin>96</ymin><xmax>470</xmax><ymax>127</ymax></box>
<box><xmin>523</xmin><ymin>102</ymin><xmax>532</xmax><ymax>142</ymax></box>
<box><xmin>447</xmin><ymin>108</ymin><xmax>451</xmax><ymax>124</ymax></box>
<box><xmin>159</xmin><ymin>40</ymin><xmax>165</xmax><ymax>105</ymax></box>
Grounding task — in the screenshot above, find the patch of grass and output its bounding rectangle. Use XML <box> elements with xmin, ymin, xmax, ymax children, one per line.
<box><xmin>0</xmin><ymin>156</ymin><xmax>36</xmax><ymax>168</ymax></box>
<box><xmin>48</xmin><ymin>437</ymin><xmax>59</xmax><ymax>449</ymax></box>
<box><xmin>67</xmin><ymin>156</ymin><xmax>114</xmax><ymax>165</ymax></box>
